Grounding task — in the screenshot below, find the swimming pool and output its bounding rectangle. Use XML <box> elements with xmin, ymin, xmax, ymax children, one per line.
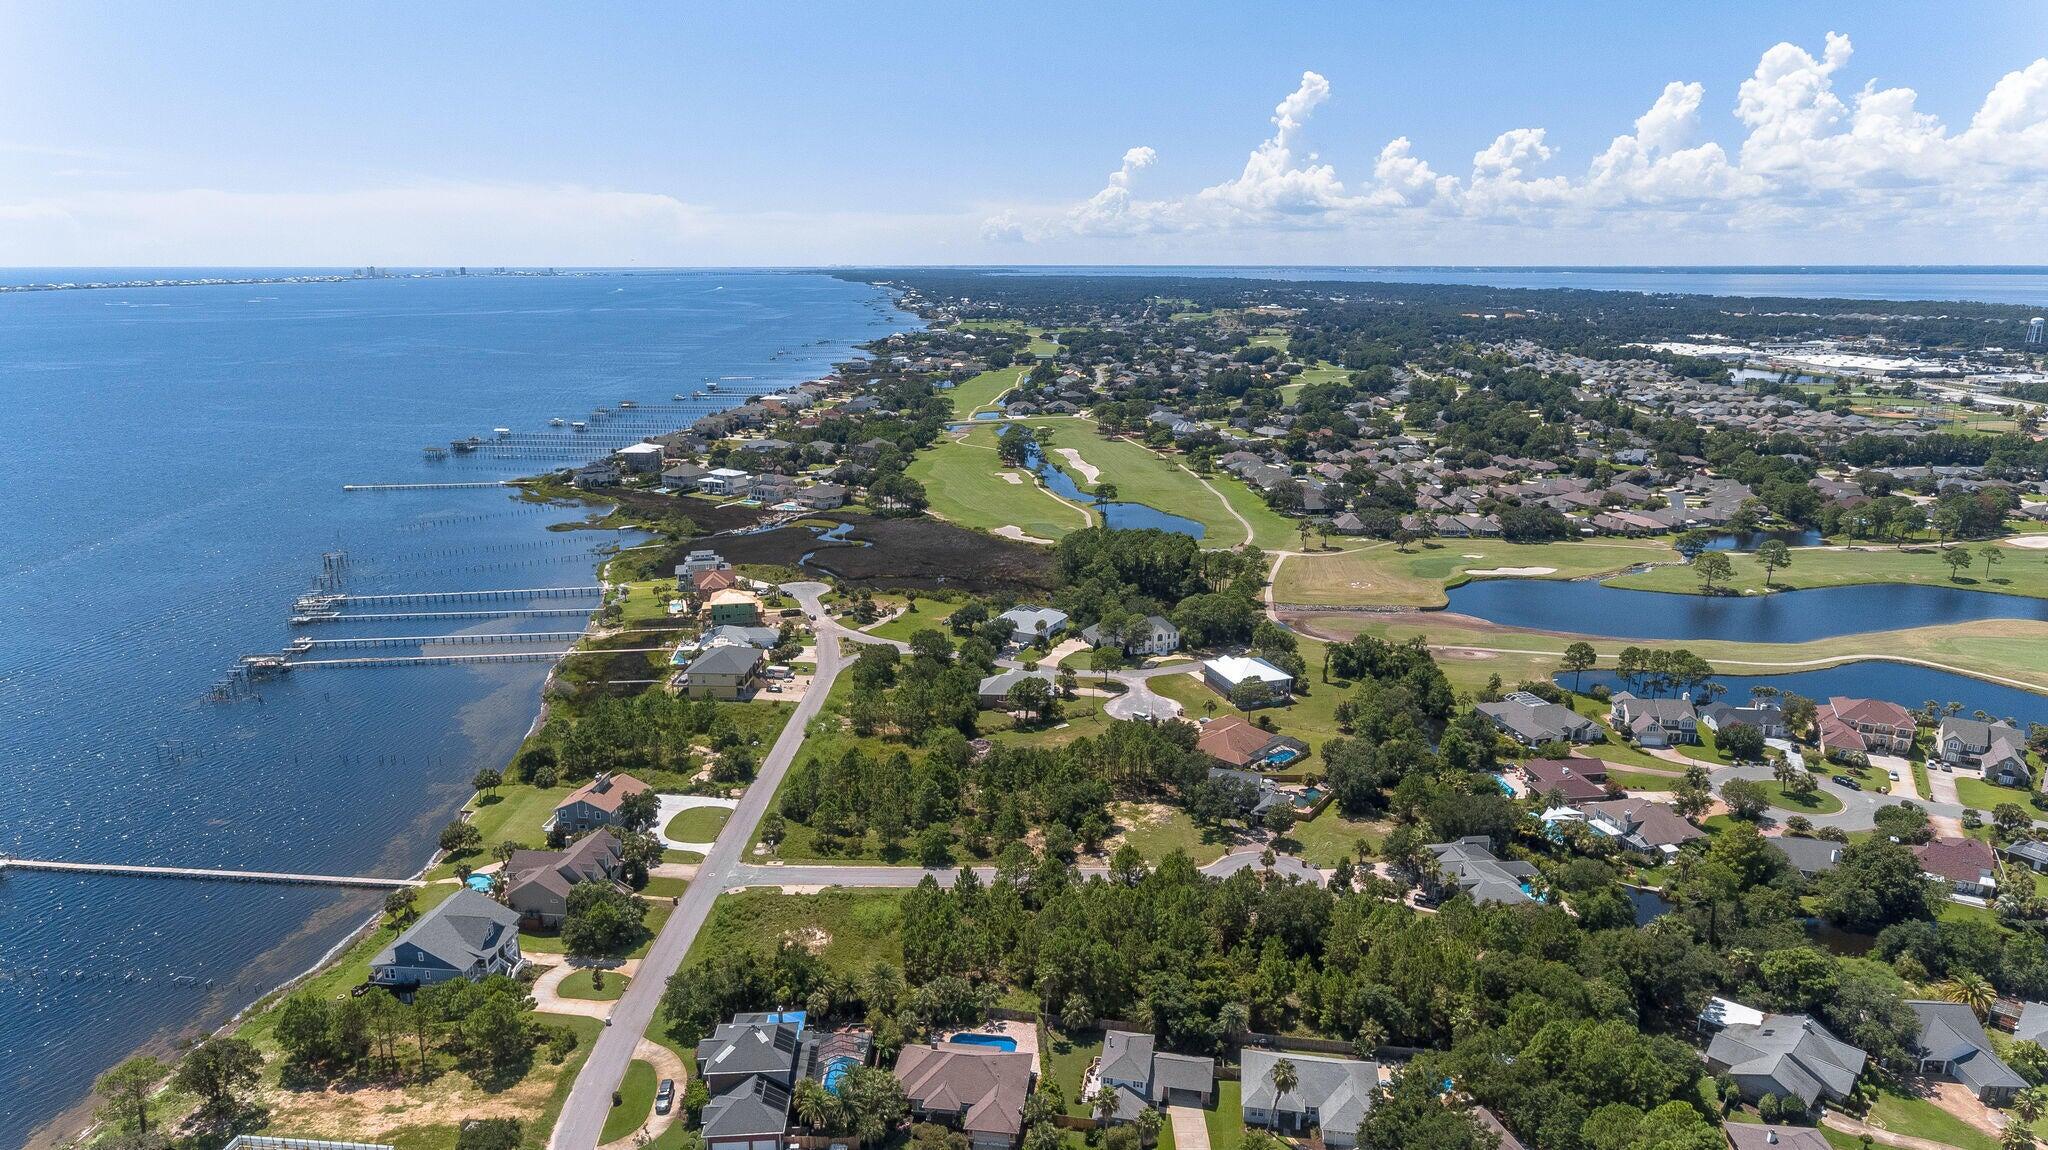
<box><xmin>946</xmin><ymin>1033</ymin><xmax>1018</xmax><ymax>1052</ymax></box>
<box><xmin>465</xmin><ymin>874</ymin><xmax>494</xmax><ymax>892</ymax></box>
<box><xmin>822</xmin><ymin>1055</ymin><xmax>858</xmax><ymax>1095</ymax></box>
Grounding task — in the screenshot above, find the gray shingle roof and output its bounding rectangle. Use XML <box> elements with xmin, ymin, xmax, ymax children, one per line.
<box><xmin>372</xmin><ymin>888</ymin><xmax>520</xmax><ymax>975</ymax></box>
<box><xmin>1100</xmin><ymin>1031</ymin><xmax>1155</xmax><ymax>1086</ymax></box>
<box><xmin>1241</xmin><ymin>1050</ymin><xmax>1377</xmax><ymax>1139</ymax></box>
<box><xmin>1706</xmin><ymin>1012</ymin><xmax>1866</xmax><ymax>1107</ymax></box>
<box><xmin>1909</xmin><ymin>1001</ymin><xmax>2026</xmax><ymax>1093</ymax></box>
<box><xmin>701</xmin><ymin>1075</ymin><xmax>792</xmax><ymax>1139</ymax></box>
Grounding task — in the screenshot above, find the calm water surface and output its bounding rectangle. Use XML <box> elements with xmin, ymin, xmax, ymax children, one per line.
<box><xmin>0</xmin><ymin>271</ymin><xmax>914</xmax><ymax>1144</ymax></box>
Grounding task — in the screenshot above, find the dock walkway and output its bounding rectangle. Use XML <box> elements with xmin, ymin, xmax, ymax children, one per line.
<box><xmin>2</xmin><ymin>857</ymin><xmax>424</xmax><ymax>890</ymax></box>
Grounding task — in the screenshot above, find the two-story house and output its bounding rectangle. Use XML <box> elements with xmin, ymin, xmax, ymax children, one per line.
<box><xmin>546</xmin><ymin>772</ymin><xmax>650</xmax><ymax>836</ymax></box>
<box><xmin>370</xmin><ymin>889</ymin><xmax>524</xmax><ymax>990</ymax></box>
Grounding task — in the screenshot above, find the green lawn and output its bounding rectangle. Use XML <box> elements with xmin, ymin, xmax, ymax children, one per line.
<box><xmin>522</xmin><ymin>898</ymin><xmax>672</xmax><ymax>958</ymax></box>
<box><xmin>1954</xmin><ymin>774</ymin><xmax>2033</xmax><ymax>813</ymax></box>
<box><xmin>1275</xmin><ymin>537</ymin><xmax>1680</xmax><ymax>608</ymax></box>
<box><xmin>1606</xmin><ymin>542</ymin><xmax>2048</xmax><ymax>601</ymax></box>
<box><xmin>907</xmin><ymin>425</ymin><xmax>1090</xmax><ymax>541</ymax></box>
<box><xmin>641</xmin><ymin>875</ymin><xmax>690</xmax><ymax>899</ymax></box>
<box><xmin>1151</xmin><ymin>664</ymin><xmax>1349</xmax><ymax>762</ymax></box>
<box><xmin>558</xmin><ymin>967</ymin><xmax>629</xmax><ymax>1001</ymax></box>
<box><xmin>1862</xmin><ymin>1084</ymin><xmax>1998</xmax><ymax>1150</ymax></box>
<box><xmin>1755</xmin><ymin>780</ymin><xmax>1845</xmax><ymax>815</ymax></box>
<box><xmin>1205</xmin><ymin>1079</ymin><xmax>1244</xmax><ymax>1150</ymax></box>
<box><xmin>1604</xmin><ymin>767</ymin><xmax>1683</xmax><ymax>792</ymax></box>
<box><xmin>664</xmin><ymin>805</ymin><xmax>731</xmax><ymax>843</ymax></box>
<box><xmin>602</xmin><ymin>1058</ymin><xmax>659</xmax><ymax>1143</ymax></box>
<box><xmin>947</xmin><ymin>365</ymin><xmax>1026</xmax><ymax>417</ymax></box>
<box><xmin>866</xmin><ymin>598</ymin><xmax>963</xmax><ymax>642</ymax></box>
<box><xmin>682</xmin><ymin>888</ymin><xmax>907</xmax><ymax>976</ymax></box>
<box><xmin>1042</xmin><ymin>1027</ymin><xmax>1105</xmax><ymax>1117</ymax></box>
<box><xmin>1283</xmin><ymin>807</ymin><xmax>1387</xmax><ymax>868</ymax></box>
<box><xmin>430</xmin><ymin>784</ymin><xmax>574</xmax><ymax>878</ymax></box>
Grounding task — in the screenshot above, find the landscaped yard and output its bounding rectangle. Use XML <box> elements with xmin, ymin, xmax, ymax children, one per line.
<box><xmin>1754</xmin><ymin>780</ymin><xmax>1845</xmax><ymax>815</ymax></box>
<box><xmin>1205</xmin><ymin>1078</ymin><xmax>1244</xmax><ymax>1150</ymax></box>
<box><xmin>601</xmin><ymin>1058</ymin><xmax>658</xmax><ymax>1143</ymax></box>
<box><xmin>558</xmin><ymin>967</ymin><xmax>629</xmax><ymax>1001</ymax></box>
<box><xmin>1860</xmin><ymin>1083</ymin><xmax>1998</xmax><ymax>1150</ymax></box>
<box><xmin>1274</xmin><ymin>537</ymin><xmax>1680</xmax><ymax>608</ymax></box>
<box><xmin>1041</xmin><ymin>1027</ymin><xmax>1105</xmax><ymax>1117</ymax></box>
<box><xmin>522</xmin><ymin>898</ymin><xmax>672</xmax><ymax>958</ymax></box>
<box><xmin>429</xmin><ymin>783</ymin><xmax>574</xmax><ymax>878</ymax></box>
<box><xmin>1953</xmin><ymin>774</ymin><xmax>2033</xmax><ymax>812</ymax></box>
<box><xmin>664</xmin><ymin>805</ymin><xmax>730</xmax><ymax>843</ymax></box>
<box><xmin>865</xmin><ymin>598</ymin><xmax>963</xmax><ymax>642</ymax></box>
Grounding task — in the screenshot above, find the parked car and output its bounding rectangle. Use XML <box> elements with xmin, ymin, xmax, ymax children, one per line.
<box><xmin>656</xmin><ymin>1078</ymin><xmax>676</xmax><ymax>1115</ymax></box>
<box><xmin>1831</xmin><ymin>774</ymin><xmax>1862</xmax><ymax>790</ymax></box>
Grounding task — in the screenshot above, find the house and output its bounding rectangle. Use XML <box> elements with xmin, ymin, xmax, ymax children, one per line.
<box><xmin>698</xmin><ymin>624</ymin><xmax>783</xmax><ymax>650</ymax></box>
<box><xmin>2004</xmin><ymin>840</ymin><xmax>2048</xmax><ymax>873</ymax></box>
<box><xmin>1725</xmin><ymin>1126</ymin><xmax>1832</xmax><ymax>1150</ymax></box>
<box><xmin>692</xmin><ymin>567</ymin><xmax>741</xmax><ymax>595</ymax></box>
<box><xmin>2013</xmin><ymin>1001</ymin><xmax>2048</xmax><ymax>1046</ymax></box>
<box><xmin>976</xmin><ymin>666</ymin><xmax>1057</xmax><ymax>710</ymax></box>
<box><xmin>678</xmin><ymin>549</ymin><xmax>730</xmax><ymax>578</ymax></box>
<box><xmin>1915</xmin><ymin>836</ymin><xmax>1998</xmax><ymax>898</ymax></box>
<box><xmin>1201</xmin><ymin>656</ymin><xmax>1294</xmax><ymax>708</ymax></box>
<box><xmin>1197</xmin><ymin>715</ymin><xmax>1308</xmax><ymax>771</ymax></box>
<box><xmin>697</xmin><ymin>467</ymin><xmax>752</xmax><ymax>496</ymax></box>
<box><xmin>1769</xmin><ymin>837</ymin><xmax>1846</xmax><ymax>878</ymax></box>
<box><xmin>1095</xmin><ymin>1031</ymin><xmax>1216</xmax><ymax>1120</ymax></box>
<box><xmin>547</xmin><ymin>771</ymin><xmax>650</xmax><ymax>835</ymax></box>
<box><xmin>893</xmin><ymin>1042</ymin><xmax>1034</xmax><ymax>1150</ymax></box>
<box><xmin>1581</xmin><ymin>797</ymin><xmax>1704</xmax><ymax>860</ymax></box>
<box><xmin>615</xmin><ymin>442</ymin><xmax>666</xmax><ymax>474</ymax></box>
<box><xmin>797</xmin><ymin>483</ymin><xmax>847</xmax><ymax>510</ymax></box>
<box><xmin>662</xmin><ymin>462</ymin><xmax>710</xmax><ymax>491</ymax></box>
<box><xmin>370</xmin><ymin>889</ymin><xmax>525</xmax><ymax>989</ymax></box>
<box><xmin>1701</xmin><ymin>1001</ymin><xmax>1866</xmax><ymax>1112</ymax></box>
<box><xmin>705</xmin><ymin>589</ymin><xmax>761</xmax><ymax>626</ymax></box>
<box><xmin>1609</xmin><ymin>693</ymin><xmax>1700</xmax><ymax>747</ymax></box>
<box><xmin>1239</xmin><ymin>1049</ymin><xmax>1377</xmax><ymax>1150</ymax></box>
<box><xmin>1207</xmin><ymin>767</ymin><xmax>1286</xmax><ymax>819</ymax></box>
<box><xmin>1476</xmin><ymin>691</ymin><xmax>1600</xmax><ymax>747</ymax></box>
<box><xmin>1425</xmin><ymin>837</ymin><xmax>1538</xmax><ymax>906</ymax></box>
<box><xmin>1937</xmin><ymin>717</ymin><xmax>2030</xmax><ymax>786</ymax></box>
<box><xmin>1697</xmin><ymin>699</ymin><xmax>1788</xmax><ymax>740</ymax></box>
<box><xmin>573</xmin><ymin>461</ymin><xmax>620</xmax><ymax>488</ymax></box>
<box><xmin>683</xmin><ymin>645</ymin><xmax>766</xmax><ymax>700</ymax></box>
<box><xmin>997</xmin><ymin>606</ymin><xmax>1069</xmax><ymax>646</ymax></box>
<box><xmin>1908</xmin><ymin>1000</ymin><xmax>2026</xmax><ymax>1105</ymax></box>
<box><xmin>696</xmin><ymin>1014</ymin><xmax>808</xmax><ymax>1150</ymax></box>
<box><xmin>1080</xmin><ymin>615</ymin><xmax>1180</xmax><ymax>657</ymax></box>
<box><xmin>1818</xmin><ymin>697</ymin><xmax>1916</xmax><ymax>757</ymax></box>
<box><xmin>502</xmin><ymin>830</ymin><xmax>626</xmax><ymax>929</ymax></box>
<box><xmin>1516</xmin><ymin>757</ymin><xmax>1612</xmax><ymax>803</ymax></box>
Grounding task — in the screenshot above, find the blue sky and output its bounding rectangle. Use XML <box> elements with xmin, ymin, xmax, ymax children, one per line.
<box><xmin>1</xmin><ymin>1</ymin><xmax>2044</xmax><ymax>265</ymax></box>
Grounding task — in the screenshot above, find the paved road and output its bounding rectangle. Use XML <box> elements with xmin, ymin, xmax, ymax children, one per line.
<box><xmin>1103</xmin><ymin>663</ymin><xmax>1198</xmax><ymax>721</ymax></box>
<box><xmin>552</xmin><ymin>582</ymin><xmax>843</xmax><ymax>1150</ymax></box>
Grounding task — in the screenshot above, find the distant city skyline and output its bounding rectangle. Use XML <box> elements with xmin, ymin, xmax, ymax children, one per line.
<box><xmin>1</xmin><ymin>2</ymin><xmax>2044</xmax><ymax>266</ymax></box>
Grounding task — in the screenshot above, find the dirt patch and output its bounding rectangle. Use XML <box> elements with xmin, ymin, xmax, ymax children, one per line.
<box><xmin>782</xmin><ymin>925</ymin><xmax>831</xmax><ymax>954</ymax></box>
<box><xmin>251</xmin><ymin>1060</ymin><xmax>570</xmax><ymax>1146</ymax></box>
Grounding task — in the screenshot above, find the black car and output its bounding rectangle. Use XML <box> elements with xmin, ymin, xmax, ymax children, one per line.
<box><xmin>1830</xmin><ymin>774</ymin><xmax>1862</xmax><ymax>791</ymax></box>
<box><xmin>656</xmin><ymin>1078</ymin><xmax>676</xmax><ymax>1115</ymax></box>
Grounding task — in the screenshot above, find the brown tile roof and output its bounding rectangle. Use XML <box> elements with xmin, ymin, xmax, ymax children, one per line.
<box><xmin>1828</xmin><ymin>696</ymin><xmax>1915</xmax><ymax>731</ymax></box>
<box><xmin>1519</xmin><ymin>757</ymin><xmax>1611</xmax><ymax>802</ymax></box>
<box><xmin>893</xmin><ymin>1044</ymin><xmax>1032</xmax><ymax>1137</ymax></box>
<box><xmin>556</xmin><ymin>772</ymin><xmax>649</xmax><ymax>815</ymax></box>
<box><xmin>1197</xmin><ymin>716</ymin><xmax>1280</xmax><ymax>768</ymax></box>
<box><xmin>1916</xmin><ymin>836</ymin><xmax>1996</xmax><ymax>884</ymax></box>
<box><xmin>693</xmin><ymin>568</ymin><xmax>739</xmax><ymax>593</ymax></box>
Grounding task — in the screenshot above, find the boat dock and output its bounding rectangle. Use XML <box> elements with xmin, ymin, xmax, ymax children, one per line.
<box><xmin>287</xmin><ymin>645</ymin><xmax>670</xmax><ymax>670</ymax></box>
<box><xmin>291</xmin><ymin>606</ymin><xmax>594</xmax><ymax>625</ymax></box>
<box><xmin>294</xmin><ymin>585</ymin><xmax>601</xmax><ymax>611</ymax></box>
<box><xmin>290</xmin><ymin>631</ymin><xmax>590</xmax><ymax>651</ymax></box>
<box><xmin>1</xmin><ymin>856</ymin><xmax>424</xmax><ymax>891</ymax></box>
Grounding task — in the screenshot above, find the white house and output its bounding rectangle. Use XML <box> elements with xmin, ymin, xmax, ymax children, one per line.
<box><xmin>614</xmin><ymin>441</ymin><xmax>666</xmax><ymax>474</ymax></box>
<box><xmin>697</xmin><ymin>467</ymin><xmax>753</xmax><ymax>496</ymax></box>
<box><xmin>1202</xmin><ymin>655</ymin><xmax>1293</xmax><ymax>707</ymax></box>
<box><xmin>997</xmin><ymin>606</ymin><xmax>1068</xmax><ymax>646</ymax></box>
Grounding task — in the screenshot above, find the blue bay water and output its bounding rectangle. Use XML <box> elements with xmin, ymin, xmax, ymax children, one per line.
<box><xmin>0</xmin><ymin>271</ymin><xmax>914</xmax><ymax>1145</ymax></box>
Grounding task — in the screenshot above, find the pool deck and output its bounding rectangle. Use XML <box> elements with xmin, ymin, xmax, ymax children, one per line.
<box><xmin>939</xmin><ymin>1018</ymin><xmax>1040</xmax><ymax>1073</ymax></box>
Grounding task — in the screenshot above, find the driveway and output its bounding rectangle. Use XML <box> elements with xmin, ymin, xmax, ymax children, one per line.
<box><xmin>596</xmin><ymin>1037</ymin><xmax>688</xmax><ymax>1150</ymax></box>
<box><xmin>1874</xmin><ymin>753</ymin><xmax>1918</xmax><ymax>801</ymax></box>
<box><xmin>654</xmin><ymin>794</ymin><xmax>739</xmax><ymax>853</ymax></box>
<box><xmin>1103</xmin><ymin>664</ymin><xmax>1199</xmax><ymax>721</ymax></box>
<box><xmin>1168</xmin><ymin>1105</ymin><xmax>1211</xmax><ymax>1150</ymax></box>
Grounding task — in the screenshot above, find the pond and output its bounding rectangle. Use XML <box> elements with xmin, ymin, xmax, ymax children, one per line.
<box><xmin>1022</xmin><ymin>444</ymin><xmax>1205</xmax><ymax>538</ymax></box>
<box><xmin>1624</xmin><ymin>884</ymin><xmax>1672</xmax><ymax>927</ymax></box>
<box><xmin>1702</xmin><ymin>529</ymin><xmax>1824</xmax><ymax>551</ymax></box>
<box><xmin>1445</xmin><ymin>578</ymin><xmax>2048</xmax><ymax>642</ymax></box>
<box><xmin>1560</xmin><ymin>662</ymin><xmax>2047</xmax><ymax>728</ymax></box>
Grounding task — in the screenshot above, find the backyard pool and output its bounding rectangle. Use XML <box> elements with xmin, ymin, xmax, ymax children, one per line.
<box><xmin>465</xmin><ymin>874</ymin><xmax>494</xmax><ymax>892</ymax></box>
<box><xmin>822</xmin><ymin>1055</ymin><xmax>859</xmax><ymax>1095</ymax></box>
<box><xmin>946</xmin><ymin>1033</ymin><xmax>1019</xmax><ymax>1052</ymax></box>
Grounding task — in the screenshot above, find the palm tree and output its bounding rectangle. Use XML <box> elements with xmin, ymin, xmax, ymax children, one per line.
<box><xmin>2000</xmin><ymin>1125</ymin><xmax>2035</xmax><ymax>1150</ymax></box>
<box><xmin>1270</xmin><ymin>1059</ymin><xmax>1300</xmax><ymax>1129</ymax></box>
<box><xmin>793</xmin><ymin>1079</ymin><xmax>837</xmax><ymax>1132</ymax></box>
<box><xmin>2012</xmin><ymin>1087</ymin><xmax>2048</xmax><ymax>1127</ymax></box>
<box><xmin>1939</xmin><ymin>971</ymin><xmax>1997</xmax><ymax>1020</ymax></box>
<box><xmin>1092</xmin><ymin>1085</ymin><xmax>1122</xmax><ymax>1125</ymax></box>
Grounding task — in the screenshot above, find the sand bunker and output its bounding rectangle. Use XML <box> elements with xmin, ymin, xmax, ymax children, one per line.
<box><xmin>2004</xmin><ymin>535</ymin><xmax>2048</xmax><ymax>550</ymax></box>
<box><xmin>995</xmin><ymin>471</ymin><xmax>1024</xmax><ymax>484</ymax></box>
<box><xmin>1466</xmin><ymin>566</ymin><xmax>1557</xmax><ymax>576</ymax></box>
<box><xmin>1054</xmin><ymin>447</ymin><xmax>1101</xmax><ymax>485</ymax></box>
<box><xmin>992</xmin><ymin>525</ymin><xmax>1055</xmax><ymax>544</ymax></box>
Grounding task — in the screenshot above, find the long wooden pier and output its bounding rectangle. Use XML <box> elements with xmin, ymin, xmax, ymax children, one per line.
<box><xmin>1</xmin><ymin>857</ymin><xmax>424</xmax><ymax>890</ymax></box>
<box><xmin>295</xmin><ymin>585</ymin><xmax>601</xmax><ymax>610</ymax></box>
<box><xmin>293</xmin><ymin>607</ymin><xmax>594</xmax><ymax>625</ymax></box>
<box><xmin>293</xmin><ymin>631</ymin><xmax>589</xmax><ymax>650</ymax></box>
<box><xmin>343</xmin><ymin>481</ymin><xmax>515</xmax><ymax>492</ymax></box>
<box><xmin>287</xmin><ymin>645</ymin><xmax>671</xmax><ymax>670</ymax></box>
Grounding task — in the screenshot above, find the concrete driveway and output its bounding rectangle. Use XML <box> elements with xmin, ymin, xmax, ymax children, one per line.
<box><xmin>654</xmin><ymin>794</ymin><xmax>739</xmax><ymax>853</ymax></box>
<box><xmin>1103</xmin><ymin>664</ymin><xmax>1199</xmax><ymax>721</ymax></box>
<box><xmin>1168</xmin><ymin>1105</ymin><xmax>1211</xmax><ymax>1150</ymax></box>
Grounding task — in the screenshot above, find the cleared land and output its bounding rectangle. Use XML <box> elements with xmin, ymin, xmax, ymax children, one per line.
<box><xmin>907</xmin><ymin>424</ymin><xmax>1091</xmax><ymax>542</ymax></box>
<box><xmin>680</xmin><ymin>888</ymin><xmax>907</xmax><ymax>975</ymax></box>
<box><xmin>1606</xmin><ymin>542</ymin><xmax>2048</xmax><ymax>599</ymax></box>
